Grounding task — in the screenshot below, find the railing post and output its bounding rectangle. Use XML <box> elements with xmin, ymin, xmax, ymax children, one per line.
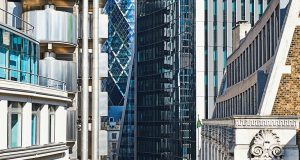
<box><xmin>7</xmin><ymin>68</ymin><xmax>10</xmax><ymax>80</ymax></box>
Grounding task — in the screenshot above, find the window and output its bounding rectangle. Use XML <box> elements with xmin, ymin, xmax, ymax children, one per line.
<box><xmin>112</xmin><ymin>133</ymin><xmax>117</xmax><ymax>140</ymax></box>
<box><xmin>232</xmin><ymin>0</ymin><xmax>236</xmax><ymax>26</ymax></box>
<box><xmin>0</xmin><ymin>47</ymin><xmax>7</xmax><ymax>79</ymax></box>
<box><xmin>112</xmin><ymin>143</ymin><xmax>117</xmax><ymax>150</ymax></box>
<box><xmin>31</xmin><ymin>104</ymin><xmax>40</xmax><ymax>145</ymax></box>
<box><xmin>8</xmin><ymin>102</ymin><xmax>22</xmax><ymax>148</ymax></box>
<box><xmin>259</xmin><ymin>0</ymin><xmax>263</xmax><ymax>17</ymax></box>
<box><xmin>241</xmin><ymin>0</ymin><xmax>245</xmax><ymax>20</ymax></box>
<box><xmin>49</xmin><ymin>105</ymin><xmax>56</xmax><ymax>143</ymax></box>
<box><xmin>250</xmin><ymin>0</ymin><xmax>254</xmax><ymax>25</ymax></box>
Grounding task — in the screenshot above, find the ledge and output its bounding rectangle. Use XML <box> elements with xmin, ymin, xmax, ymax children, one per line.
<box><xmin>0</xmin><ymin>79</ymin><xmax>71</xmax><ymax>103</ymax></box>
<box><xmin>0</xmin><ymin>143</ymin><xmax>68</xmax><ymax>159</ymax></box>
<box><xmin>203</xmin><ymin>116</ymin><xmax>300</xmax><ymax>129</ymax></box>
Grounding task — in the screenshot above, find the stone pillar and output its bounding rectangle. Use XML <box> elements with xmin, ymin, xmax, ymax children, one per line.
<box><xmin>55</xmin><ymin>106</ymin><xmax>67</xmax><ymax>143</ymax></box>
<box><xmin>40</xmin><ymin>104</ymin><xmax>49</xmax><ymax>145</ymax></box>
<box><xmin>202</xmin><ymin>139</ymin><xmax>206</xmax><ymax>160</ymax></box>
<box><xmin>22</xmin><ymin>102</ymin><xmax>32</xmax><ymax>147</ymax></box>
<box><xmin>0</xmin><ymin>100</ymin><xmax>8</xmax><ymax>149</ymax></box>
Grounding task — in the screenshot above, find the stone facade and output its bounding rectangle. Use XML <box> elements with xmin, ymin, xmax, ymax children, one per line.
<box><xmin>272</xmin><ymin>26</ymin><xmax>300</xmax><ymax>116</ymax></box>
<box><xmin>201</xmin><ymin>116</ymin><xmax>299</xmax><ymax>160</ymax></box>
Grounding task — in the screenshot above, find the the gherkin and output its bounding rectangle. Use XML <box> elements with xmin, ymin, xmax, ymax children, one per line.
<box><xmin>103</xmin><ymin>0</ymin><xmax>135</xmax><ymax>159</ymax></box>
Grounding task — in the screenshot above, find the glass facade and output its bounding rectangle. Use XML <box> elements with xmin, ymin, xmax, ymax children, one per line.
<box><xmin>104</xmin><ymin>0</ymin><xmax>135</xmax><ymax>106</ymax></box>
<box><xmin>0</xmin><ymin>27</ymin><xmax>39</xmax><ymax>85</ymax></box>
<box><xmin>136</xmin><ymin>0</ymin><xmax>196</xmax><ymax>159</ymax></box>
<box><xmin>104</xmin><ymin>0</ymin><xmax>135</xmax><ymax>159</ymax></box>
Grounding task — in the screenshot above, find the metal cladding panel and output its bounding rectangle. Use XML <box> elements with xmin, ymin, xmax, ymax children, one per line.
<box><xmin>39</xmin><ymin>58</ymin><xmax>77</xmax><ymax>91</ymax></box>
<box><xmin>66</xmin><ymin>110</ymin><xmax>77</xmax><ymax>141</ymax></box>
<box><xmin>78</xmin><ymin>11</ymin><xmax>108</xmax><ymax>39</ymax></box>
<box><xmin>99</xmin><ymin>53</ymin><xmax>108</xmax><ymax>78</ymax></box>
<box><xmin>99</xmin><ymin>14</ymin><xmax>108</xmax><ymax>39</ymax></box>
<box><xmin>99</xmin><ymin>92</ymin><xmax>108</xmax><ymax>117</ymax></box>
<box><xmin>23</xmin><ymin>9</ymin><xmax>77</xmax><ymax>45</ymax></box>
<box><xmin>99</xmin><ymin>130</ymin><xmax>108</xmax><ymax>156</ymax></box>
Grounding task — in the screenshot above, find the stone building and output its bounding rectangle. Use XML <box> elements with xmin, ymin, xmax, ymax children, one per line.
<box><xmin>201</xmin><ymin>0</ymin><xmax>300</xmax><ymax>159</ymax></box>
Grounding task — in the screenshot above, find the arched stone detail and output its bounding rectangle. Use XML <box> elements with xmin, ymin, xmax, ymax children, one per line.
<box><xmin>249</xmin><ymin>130</ymin><xmax>283</xmax><ymax>159</ymax></box>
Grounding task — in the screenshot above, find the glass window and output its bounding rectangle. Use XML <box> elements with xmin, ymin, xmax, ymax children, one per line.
<box><xmin>0</xmin><ymin>27</ymin><xmax>39</xmax><ymax>85</ymax></box>
<box><xmin>259</xmin><ymin>0</ymin><xmax>263</xmax><ymax>17</ymax></box>
<box><xmin>112</xmin><ymin>133</ymin><xmax>117</xmax><ymax>139</ymax></box>
<box><xmin>241</xmin><ymin>0</ymin><xmax>245</xmax><ymax>20</ymax></box>
<box><xmin>49</xmin><ymin>105</ymin><xmax>56</xmax><ymax>143</ymax></box>
<box><xmin>112</xmin><ymin>142</ymin><xmax>117</xmax><ymax>150</ymax></box>
<box><xmin>8</xmin><ymin>102</ymin><xmax>22</xmax><ymax>148</ymax></box>
<box><xmin>9</xmin><ymin>50</ymin><xmax>20</xmax><ymax>81</ymax></box>
<box><xmin>31</xmin><ymin>104</ymin><xmax>40</xmax><ymax>145</ymax></box>
<box><xmin>21</xmin><ymin>53</ymin><xmax>30</xmax><ymax>83</ymax></box>
<box><xmin>0</xmin><ymin>47</ymin><xmax>7</xmax><ymax>79</ymax></box>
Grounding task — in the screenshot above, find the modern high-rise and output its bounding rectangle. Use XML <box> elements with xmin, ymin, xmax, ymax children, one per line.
<box><xmin>104</xmin><ymin>0</ymin><xmax>135</xmax><ymax>159</ymax></box>
<box><xmin>136</xmin><ymin>0</ymin><xmax>196</xmax><ymax>159</ymax></box>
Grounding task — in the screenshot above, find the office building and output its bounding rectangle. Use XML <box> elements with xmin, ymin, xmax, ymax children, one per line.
<box><xmin>201</xmin><ymin>0</ymin><xmax>300</xmax><ymax>159</ymax></box>
<box><xmin>195</xmin><ymin>0</ymin><xmax>276</xmax><ymax>157</ymax></box>
<box><xmin>0</xmin><ymin>0</ymin><xmax>109</xmax><ymax>159</ymax></box>
<box><xmin>0</xmin><ymin>0</ymin><xmax>71</xmax><ymax>159</ymax></box>
<box><xmin>104</xmin><ymin>0</ymin><xmax>135</xmax><ymax>159</ymax></box>
<box><xmin>136</xmin><ymin>0</ymin><xmax>196</xmax><ymax>159</ymax></box>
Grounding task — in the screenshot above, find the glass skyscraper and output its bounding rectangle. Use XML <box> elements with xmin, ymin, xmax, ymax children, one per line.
<box><xmin>136</xmin><ymin>0</ymin><xmax>196</xmax><ymax>159</ymax></box>
<box><xmin>104</xmin><ymin>0</ymin><xmax>135</xmax><ymax>159</ymax></box>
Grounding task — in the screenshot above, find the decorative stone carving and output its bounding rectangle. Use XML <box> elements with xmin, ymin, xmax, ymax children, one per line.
<box><xmin>250</xmin><ymin>130</ymin><xmax>283</xmax><ymax>160</ymax></box>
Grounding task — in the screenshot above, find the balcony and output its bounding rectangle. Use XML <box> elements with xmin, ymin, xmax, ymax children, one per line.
<box><xmin>0</xmin><ymin>66</ymin><xmax>66</xmax><ymax>91</ymax></box>
<box><xmin>0</xmin><ymin>8</ymin><xmax>34</xmax><ymax>36</ymax></box>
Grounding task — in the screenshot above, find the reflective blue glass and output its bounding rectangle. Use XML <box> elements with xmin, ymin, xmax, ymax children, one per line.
<box><xmin>9</xmin><ymin>50</ymin><xmax>19</xmax><ymax>81</ymax></box>
<box><xmin>11</xmin><ymin>114</ymin><xmax>21</xmax><ymax>148</ymax></box>
<box><xmin>31</xmin><ymin>115</ymin><xmax>37</xmax><ymax>145</ymax></box>
<box><xmin>0</xmin><ymin>27</ymin><xmax>39</xmax><ymax>85</ymax></box>
<box><xmin>104</xmin><ymin>0</ymin><xmax>135</xmax><ymax>159</ymax></box>
<box><xmin>0</xmin><ymin>47</ymin><xmax>7</xmax><ymax>79</ymax></box>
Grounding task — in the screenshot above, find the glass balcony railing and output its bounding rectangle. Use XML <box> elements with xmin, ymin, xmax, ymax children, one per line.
<box><xmin>0</xmin><ymin>8</ymin><xmax>34</xmax><ymax>36</ymax></box>
<box><xmin>0</xmin><ymin>66</ymin><xmax>66</xmax><ymax>91</ymax></box>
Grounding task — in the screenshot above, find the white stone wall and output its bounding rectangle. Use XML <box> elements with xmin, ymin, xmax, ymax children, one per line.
<box><xmin>201</xmin><ymin>117</ymin><xmax>299</xmax><ymax>160</ymax></box>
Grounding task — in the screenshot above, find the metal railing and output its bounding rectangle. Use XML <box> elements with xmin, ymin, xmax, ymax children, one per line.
<box><xmin>0</xmin><ymin>66</ymin><xmax>66</xmax><ymax>91</ymax></box>
<box><xmin>0</xmin><ymin>8</ymin><xmax>34</xmax><ymax>35</ymax></box>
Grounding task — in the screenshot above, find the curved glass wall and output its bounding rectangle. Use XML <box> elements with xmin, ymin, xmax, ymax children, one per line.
<box><xmin>0</xmin><ymin>26</ymin><xmax>39</xmax><ymax>85</ymax></box>
<box><xmin>104</xmin><ymin>0</ymin><xmax>135</xmax><ymax>106</ymax></box>
<box><xmin>104</xmin><ymin>0</ymin><xmax>135</xmax><ymax>159</ymax></box>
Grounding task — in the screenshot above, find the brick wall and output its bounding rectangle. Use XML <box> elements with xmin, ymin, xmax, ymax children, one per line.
<box><xmin>272</xmin><ymin>26</ymin><xmax>300</xmax><ymax>115</ymax></box>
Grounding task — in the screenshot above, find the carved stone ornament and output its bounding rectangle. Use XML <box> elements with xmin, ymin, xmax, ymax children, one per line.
<box><xmin>250</xmin><ymin>130</ymin><xmax>283</xmax><ymax>160</ymax></box>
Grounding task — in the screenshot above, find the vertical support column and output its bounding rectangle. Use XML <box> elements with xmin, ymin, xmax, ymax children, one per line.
<box><xmin>55</xmin><ymin>106</ymin><xmax>67</xmax><ymax>143</ymax></box>
<box><xmin>81</xmin><ymin>0</ymin><xmax>89</xmax><ymax>159</ymax></box>
<box><xmin>22</xmin><ymin>102</ymin><xmax>32</xmax><ymax>147</ymax></box>
<box><xmin>92</xmin><ymin>0</ymin><xmax>100</xmax><ymax>159</ymax></box>
<box><xmin>40</xmin><ymin>104</ymin><xmax>49</xmax><ymax>145</ymax></box>
<box><xmin>0</xmin><ymin>100</ymin><xmax>8</xmax><ymax>149</ymax></box>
